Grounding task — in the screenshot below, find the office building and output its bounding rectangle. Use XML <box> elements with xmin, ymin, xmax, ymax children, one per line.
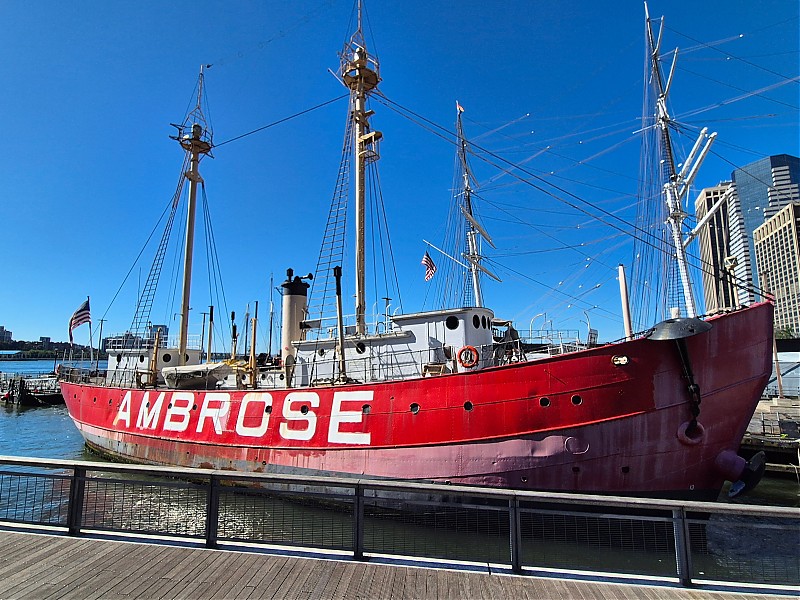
<box><xmin>694</xmin><ymin>183</ymin><xmax>737</xmax><ymax>313</ymax></box>
<box><xmin>754</xmin><ymin>203</ymin><xmax>800</xmax><ymax>336</ymax></box>
<box><xmin>729</xmin><ymin>154</ymin><xmax>800</xmax><ymax>301</ymax></box>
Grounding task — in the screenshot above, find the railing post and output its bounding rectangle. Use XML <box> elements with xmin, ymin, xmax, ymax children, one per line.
<box><xmin>67</xmin><ymin>466</ymin><xmax>86</xmax><ymax>536</ymax></box>
<box><xmin>205</xmin><ymin>474</ymin><xmax>220</xmax><ymax>549</ymax></box>
<box><xmin>672</xmin><ymin>507</ymin><xmax>694</xmax><ymax>586</ymax></box>
<box><xmin>353</xmin><ymin>483</ymin><xmax>365</xmax><ymax>561</ymax></box>
<box><xmin>509</xmin><ymin>496</ymin><xmax>522</xmax><ymax>573</ymax></box>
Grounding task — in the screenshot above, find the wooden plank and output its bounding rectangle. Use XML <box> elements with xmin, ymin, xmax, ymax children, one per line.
<box><xmin>0</xmin><ymin>539</ymin><xmax>97</xmax><ymax>597</ymax></box>
<box><xmin>249</xmin><ymin>555</ymin><xmax>299</xmax><ymax>598</ymax></box>
<box><xmin>387</xmin><ymin>566</ymin><xmax>410</xmax><ymax>600</ymax></box>
<box><xmin>0</xmin><ymin>529</ymin><xmax>45</xmax><ymax>561</ymax></box>
<box><xmin>267</xmin><ymin>555</ymin><xmax>320</xmax><ymax>599</ymax></box>
<box><xmin>206</xmin><ymin>551</ymin><xmax>263</xmax><ymax>599</ymax></box>
<box><xmin>59</xmin><ymin>567</ymin><xmax>123</xmax><ymax>600</ymax></box>
<box><xmin>166</xmin><ymin>549</ymin><xmax>231</xmax><ymax>599</ymax></box>
<box><xmin>82</xmin><ymin>543</ymin><xmax>177</xmax><ymax>597</ymax></box>
<box><xmin>278</xmin><ymin>556</ymin><xmax>329</xmax><ymax>600</ymax></box>
<box><xmin>310</xmin><ymin>560</ymin><xmax>350</xmax><ymax>600</ymax></box>
<box><xmin>0</xmin><ymin>530</ymin><xmax>792</xmax><ymax>600</ymax></box>
<box><xmin>0</xmin><ymin>536</ymin><xmax>78</xmax><ymax>579</ymax></box>
<box><xmin>232</xmin><ymin>555</ymin><xmax>290</xmax><ymax>600</ymax></box>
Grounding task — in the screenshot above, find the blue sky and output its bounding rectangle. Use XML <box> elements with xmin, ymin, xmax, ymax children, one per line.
<box><xmin>1</xmin><ymin>0</ymin><xmax>797</xmax><ymax>347</ymax></box>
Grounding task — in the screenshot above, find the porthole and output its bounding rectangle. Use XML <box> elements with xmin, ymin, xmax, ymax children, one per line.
<box><xmin>92</xmin><ymin>397</ymin><xmax>96</xmax><ymax>403</ymax></box>
<box><xmin>279</xmin><ymin>374</ymin><xmax>285</xmax><ymax>380</ymax></box>
<box><xmin>481</xmin><ymin>315</ymin><xmax>487</xmax><ymax>328</ymax></box>
<box><xmin>622</xmin><ymin>466</ymin><xmax>630</xmax><ymax>473</ymax></box>
<box><xmin>464</xmin><ymin>401</ymin><xmax>474</xmax><ymax>411</ymax></box>
<box><xmin>168</xmin><ymin>403</ymin><xmax>173</xmax><ymax>409</ymax></box>
<box><xmin>410</xmin><ymin>403</ymin><xmax>420</xmax><ymax>415</ymax></box>
<box><xmin>300</xmin><ymin>405</ymin><xmax>309</xmax><ymax>415</ymax></box>
<box><xmin>446</xmin><ymin>316</ymin><xmax>459</xmax><ymax>330</ymax></box>
<box><xmin>262</xmin><ymin>461</ymin><xmax>267</xmax><ymax>466</ymax></box>
<box><xmin>163</xmin><ymin>353</ymin><xmax>172</xmax><ymax>363</ymax></box>
<box><xmin>540</xmin><ymin>397</ymin><xmax>550</xmax><ymax>407</ymax></box>
<box><xmin>139</xmin><ymin>355</ymin><xmax>145</xmax><ymax>363</ymax></box>
<box><xmin>571</xmin><ymin>395</ymin><xmax>582</xmax><ymax>406</ymax></box>
<box><xmin>472</xmin><ymin>315</ymin><xmax>480</xmax><ymax>329</ymax></box>
<box><xmin>192</xmin><ymin>404</ymin><xmax>198</xmax><ymax>411</ymax></box>
<box><xmin>318</xmin><ymin>348</ymin><xmax>325</xmax><ymax>356</ymax></box>
<box><xmin>521</xmin><ymin>476</ymin><xmax>528</xmax><ymax>483</ymax></box>
<box><xmin>362</xmin><ymin>404</ymin><xmax>371</xmax><ymax>414</ymax></box>
<box><xmin>356</xmin><ymin>342</ymin><xmax>366</xmax><ymax>354</ymax></box>
<box><xmin>184</xmin><ymin>354</ymin><xmax>189</xmax><ymax>362</ymax></box>
<box><xmin>265</xmin><ymin>406</ymin><xmax>272</xmax><ymax>414</ymax></box>
<box><xmin>116</xmin><ymin>354</ymin><xmax>122</xmax><ymax>363</ymax></box>
<box><xmin>572</xmin><ymin>466</ymin><xmax>580</xmax><ymax>474</ymax></box>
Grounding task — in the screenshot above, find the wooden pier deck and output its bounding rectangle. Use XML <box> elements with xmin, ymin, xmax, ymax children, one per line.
<box><xmin>0</xmin><ymin>530</ymin><xmax>792</xmax><ymax>599</ymax></box>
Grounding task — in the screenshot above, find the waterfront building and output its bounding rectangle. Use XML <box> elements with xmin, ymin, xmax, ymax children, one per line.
<box><xmin>694</xmin><ymin>183</ymin><xmax>737</xmax><ymax>314</ymax></box>
<box><xmin>754</xmin><ymin>203</ymin><xmax>800</xmax><ymax>337</ymax></box>
<box><xmin>0</xmin><ymin>327</ymin><xmax>12</xmax><ymax>343</ymax></box>
<box><xmin>729</xmin><ymin>154</ymin><xmax>800</xmax><ymax>302</ymax></box>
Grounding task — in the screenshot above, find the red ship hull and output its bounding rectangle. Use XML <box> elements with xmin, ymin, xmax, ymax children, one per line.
<box><xmin>61</xmin><ymin>303</ymin><xmax>773</xmax><ymax>500</ymax></box>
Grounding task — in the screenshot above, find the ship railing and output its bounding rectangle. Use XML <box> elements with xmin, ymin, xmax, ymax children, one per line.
<box><xmin>57</xmin><ymin>336</ymin><xmax>575</xmax><ymax>390</ymax></box>
<box><xmin>521</xmin><ymin>329</ymin><xmax>589</xmax><ymax>357</ymax></box>
<box><xmin>0</xmin><ymin>455</ymin><xmax>797</xmax><ymax>591</ymax></box>
<box><xmin>58</xmin><ymin>366</ymin><xmax>106</xmax><ymax>385</ymax></box>
<box><xmin>103</xmin><ymin>333</ymin><xmax>202</xmax><ymax>351</ymax></box>
<box><xmin>300</xmin><ymin>339</ymin><xmax>535</xmax><ymax>387</ymax></box>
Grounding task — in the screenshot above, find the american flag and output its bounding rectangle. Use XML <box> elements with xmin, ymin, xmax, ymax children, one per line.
<box><xmin>69</xmin><ymin>298</ymin><xmax>91</xmax><ymax>344</ymax></box>
<box><xmin>421</xmin><ymin>251</ymin><xmax>437</xmax><ymax>281</ymax></box>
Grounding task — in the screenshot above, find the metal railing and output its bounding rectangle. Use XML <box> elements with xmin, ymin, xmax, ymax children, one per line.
<box><xmin>0</xmin><ymin>456</ymin><xmax>797</xmax><ymax>590</ymax></box>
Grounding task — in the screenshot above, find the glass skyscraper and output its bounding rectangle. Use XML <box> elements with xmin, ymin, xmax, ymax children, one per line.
<box><xmin>729</xmin><ymin>154</ymin><xmax>800</xmax><ymax>302</ymax></box>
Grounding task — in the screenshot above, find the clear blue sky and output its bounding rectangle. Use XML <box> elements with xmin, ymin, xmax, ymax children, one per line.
<box><xmin>1</xmin><ymin>0</ymin><xmax>797</xmax><ymax>347</ymax></box>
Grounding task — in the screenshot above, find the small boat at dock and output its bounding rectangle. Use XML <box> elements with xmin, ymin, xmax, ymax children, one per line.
<box><xmin>2</xmin><ymin>373</ymin><xmax>64</xmax><ymax>406</ymax></box>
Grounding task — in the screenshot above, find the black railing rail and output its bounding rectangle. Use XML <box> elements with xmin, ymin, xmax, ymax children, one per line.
<box><xmin>0</xmin><ymin>455</ymin><xmax>798</xmax><ymax>590</ymax></box>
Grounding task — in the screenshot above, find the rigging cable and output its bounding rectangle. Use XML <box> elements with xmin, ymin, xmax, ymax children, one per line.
<box><xmin>375</xmin><ymin>93</ymin><xmax>768</xmax><ymax>317</ymax></box>
<box><xmin>214</xmin><ymin>95</ymin><xmax>349</xmax><ymax>148</ymax></box>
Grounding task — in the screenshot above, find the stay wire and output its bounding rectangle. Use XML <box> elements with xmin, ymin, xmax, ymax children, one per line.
<box><xmin>214</xmin><ymin>95</ymin><xmax>349</xmax><ymax>148</ymax></box>
<box><xmin>376</xmin><ymin>94</ymin><xmax>764</xmax><ymax>311</ymax></box>
<box><xmin>100</xmin><ymin>157</ymin><xmax>190</xmax><ymax>324</ymax></box>
<box><xmin>373</xmin><ymin>94</ymin><xmax>675</xmax><ymax>274</ymax></box>
<box><xmin>664</xmin><ymin>24</ymin><xmax>799</xmax><ymax>83</ymax></box>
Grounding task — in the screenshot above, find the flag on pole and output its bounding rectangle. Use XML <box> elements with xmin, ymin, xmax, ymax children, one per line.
<box><xmin>456</xmin><ymin>101</ymin><xmax>464</xmax><ymax>113</ymax></box>
<box><xmin>69</xmin><ymin>298</ymin><xmax>91</xmax><ymax>344</ymax></box>
<box><xmin>421</xmin><ymin>251</ymin><xmax>437</xmax><ymax>281</ymax></box>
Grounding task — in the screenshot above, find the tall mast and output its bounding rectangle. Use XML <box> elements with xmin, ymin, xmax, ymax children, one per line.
<box><xmin>341</xmin><ymin>0</ymin><xmax>381</xmax><ymax>336</ymax></box>
<box><xmin>176</xmin><ymin>66</ymin><xmax>212</xmax><ymax>364</ymax></box>
<box><xmin>645</xmin><ymin>3</ymin><xmax>715</xmax><ymax>318</ymax></box>
<box><xmin>457</xmin><ymin>106</ymin><xmax>483</xmax><ymax>307</ymax></box>
<box><xmin>456</xmin><ymin>104</ymin><xmax>498</xmax><ymax>307</ymax></box>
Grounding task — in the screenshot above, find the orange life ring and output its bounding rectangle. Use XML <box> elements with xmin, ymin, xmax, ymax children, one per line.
<box><xmin>457</xmin><ymin>345</ymin><xmax>479</xmax><ymax>368</ymax></box>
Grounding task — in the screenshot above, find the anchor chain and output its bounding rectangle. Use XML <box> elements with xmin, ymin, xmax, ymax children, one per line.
<box><xmin>675</xmin><ymin>339</ymin><xmax>702</xmax><ymax>433</ymax></box>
